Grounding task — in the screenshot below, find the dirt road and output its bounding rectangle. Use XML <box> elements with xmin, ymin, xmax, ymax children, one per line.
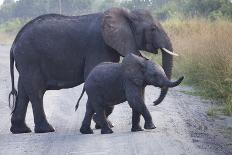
<box><xmin>0</xmin><ymin>45</ymin><xmax>231</xmax><ymax>155</ymax></box>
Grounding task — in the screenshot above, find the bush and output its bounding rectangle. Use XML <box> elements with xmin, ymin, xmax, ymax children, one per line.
<box><xmin>0</xmin><ymin>18</ymin><xmax>28</xmax><ymax>44</ymax></box>
<box><xmin>0</xmin><ymin>18</ymin><xmax>27</xmax><ymax>34</ymax></box>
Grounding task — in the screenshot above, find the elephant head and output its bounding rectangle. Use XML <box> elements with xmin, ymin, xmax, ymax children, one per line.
<box><xmin>143</xmin><ymin>60</ymin><xmax>184</xmax><ymax>89</ymax></box>
<box><xmin>122</xmin><ymin>54</ymin><xmax>184</xmax><ymax>102</ymax></box>
<box><xmin>102</xmin><ymin>8</ymin><xmax>178</xmax><ymax>105</ymax></box>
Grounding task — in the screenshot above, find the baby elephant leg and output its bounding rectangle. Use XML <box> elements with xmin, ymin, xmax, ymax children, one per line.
<box><xmin>80</xmin><ymin>101</ymin><xmax>94</xmax><ymax>134</ymax></box>
<box><xmin>131</xmin><ymin>103</ymin><xmax>156</xmax><ymax>130</ymax></box>
<box><xmin>138</xmin><ymin>104</ymin><xmax>156</xmax><ymax>130</ymax></box>
<box><xmin>93</xmin><ymin>105</ymin><xmax>113</xmax><ymax>134</ymax></box>
<box><xmin>126</xmin><ymin>87</ymin><xmax>156</xmax><ymax>130</ymax></box>
<box><xmin>94</xmin><ymin>106</ymin><xmax>114</xmax><ymax>129</ymax></box>
<box><xmin>128</xmin><ymin>102</ymin><xmax>156</xmax><ymax>130</ymax></box>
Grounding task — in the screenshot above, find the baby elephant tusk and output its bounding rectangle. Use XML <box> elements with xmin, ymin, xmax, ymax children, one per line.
<box><xmin>161</xmin><ymin>48</ymin><xmax>179</xmax><ymax>56</ymax></box>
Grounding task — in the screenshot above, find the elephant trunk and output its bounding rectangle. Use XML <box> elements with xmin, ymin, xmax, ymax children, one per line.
<box><xmin>165</xmin><ymin>76</ymin><xmax>184</xmax><ymax>88</ymax></box>
<box><xmin>153</xmin><ymin>40</ymin><xmax>173</xmax><ymax>105</ymax></box>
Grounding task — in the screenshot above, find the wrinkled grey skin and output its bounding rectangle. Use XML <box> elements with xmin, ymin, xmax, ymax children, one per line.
<box><xmin>9</xmin><ymin>7</ymin><xmax>174</xmax><ymax>134</ymax></box>
<box><xmin>76</xmin><ymin>54</ymin><xmax>184</xmax><ymax>134</ymax></box>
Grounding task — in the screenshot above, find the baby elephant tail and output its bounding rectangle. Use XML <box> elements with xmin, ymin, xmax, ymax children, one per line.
<box><xmin>75</xmin><ymin>86</ymin><xmax>85</xmax><ymax>111</ymax></box>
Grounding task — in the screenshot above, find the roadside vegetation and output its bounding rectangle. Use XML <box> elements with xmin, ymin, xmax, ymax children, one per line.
<box><xmin>0</xmin><ymin>18</ymin><xmax>27</xmax><ymax>44</ymax></box>
<box><xmin>0</xmin><ymin>0</ymin><xmax>232</xmax><ymax>115</ymax></box>
<box><xmin>164</xmin><ymin>19</ymin><xmax>232</xmax><ymax>115</ymax></box>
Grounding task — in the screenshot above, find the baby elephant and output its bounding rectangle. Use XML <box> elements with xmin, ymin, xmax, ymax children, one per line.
<box><xmin>76</xmin><ymin>54</ymin><xmax>184</xmax><ymax>134</ymax></box>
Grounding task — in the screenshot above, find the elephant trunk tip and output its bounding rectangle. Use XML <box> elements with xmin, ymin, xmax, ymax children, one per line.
<box><xmin>153</xmin><ymin>76</ymin><xmax>184</xmax><ymax>106</ymax></box>
<box><xmin>178</xmin><ymin>76</ymin><xmax>184</xmax><ymax>83</ymax></box>
<box><xmin>177</xmin><ymin>76</ymin><xmax>184</xmax><ymax>84</ymax></box>
<box><xmin>169</xmin><ymin>76</ymin><xmax>184</xmax><ymax>88</ymax></box>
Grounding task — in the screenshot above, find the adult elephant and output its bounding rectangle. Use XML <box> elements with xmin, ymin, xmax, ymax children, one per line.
<box><xmin>9</xmin><ymin>7</ymin><xmax>177</xmax><ymax>134</ymax></box>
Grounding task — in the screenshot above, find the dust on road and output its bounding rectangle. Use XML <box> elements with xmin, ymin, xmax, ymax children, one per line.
<box><xmin>0</xmin><ymin>45</ymin><xmax>231</xmax><ymax>155</ymax></box>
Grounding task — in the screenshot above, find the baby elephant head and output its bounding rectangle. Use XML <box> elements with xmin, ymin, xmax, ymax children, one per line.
<box><xmin>143</xmin><ymin>60</ymin><xmax>184</xmax><ymax>88</ymax></box>
<box><xmin>122</xmin><ymin>53</ymin><xmax>184</xmax><ymax>96</ymax></box>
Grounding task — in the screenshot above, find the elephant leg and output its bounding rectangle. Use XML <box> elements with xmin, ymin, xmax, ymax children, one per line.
<box><xmin>94</xmin><ymin>105</ymin><xmax>114</xmax><ymax>129</ymax></box>
<box><xmin>92</xmin><ymin>104</ymin><xmax>113</xmax><ymax>134</ymax></box>
<box><xmin>80</xmin><ymin>101</ymin><xmax>94</xmax><ymax>134</ymax></box>
<box><xmin>105</xmin><ymin>106</ymin><xmax>114</xmax><ymax>127</ymax></box>
<box><xmin>24</xmin><ymin>73</ymin><xmax>54</xmax><ymax>133</ymax></box>
<box><xmin>10</xmin><ymin>76</ymin><xmax>31</xmax><ymax>134</ymax></box>
<box><xmin>130</xmin><ymin>87</ymin><xmax>144</xmax><ymax>131</ymax></box>
<box><xmin>131</xmin><ymin>109</ymin><xmax>143</xmax><ymax>132</ymax></box>
<box><xmin>126</xmin><ymin>85</ymin><xmax>155</xmax><ymax>130</ymax></box>
<box><xmin>30</xmin><ymin>92</ymin><xmax>54</xmax><ymax>133</ymax></box>
<box><xmin>137</xmin><ymin>105</ymin><xmax>156</xmax><ymax>130</ymax></box>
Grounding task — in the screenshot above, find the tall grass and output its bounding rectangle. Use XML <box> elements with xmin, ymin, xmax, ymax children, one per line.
<box><xmin>163</xmin><ymin>19</ymin><xmax>232</xmax><ymax>115</ymax></box>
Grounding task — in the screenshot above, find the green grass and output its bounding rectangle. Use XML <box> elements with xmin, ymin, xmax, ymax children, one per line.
<box><xmin>178</xmin><ymin>90</ymin><xmax>207</xmax><ymax>98</ymax></box>
<box><xmin>0</xmin><ymin>18</ymin><xmax>28</xmax><ymax>44</ymax></box>
<box><xmin>0</xmin><ymin>18</ymin><xmax>28</xmax><ymax>33</ymax></box>
<box><xmin>206</xmin><ymin>106</ymin><xmax>227</xmax><ymax>117</ymax></box>
<box><xmin>207</xmin><ymin>108</ymin><xmax>219</xmax><ymax>117</ymax></box>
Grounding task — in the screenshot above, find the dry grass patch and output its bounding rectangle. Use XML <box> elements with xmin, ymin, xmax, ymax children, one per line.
<box><xmin>0</xmin><ymin>32</ymin><xmax>14</xmax><ymax>45</ymax></box>
<box><xmin>164</xmin><ymin>19</ymin><xmax>232</xmax><ymax>115</ymax></box>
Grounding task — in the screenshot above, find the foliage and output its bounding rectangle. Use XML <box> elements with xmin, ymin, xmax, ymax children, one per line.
<box><xmin>3</xmin><ymin>0</ymin><xmax>14</xmax><ymax>5</ymax></box>
<box><xmin>96</xmin><ymin>0</ymin><xmax>120</xmax><ymax>11</ymax></box>
<box><xmin>120</xmin><ymin>0</ymin><xmax>232</xmax><ymax>21</ymax></box>
<box><xmin>1</xmin><ymin>0</ymin><xmax>232</xmax><ymax>23</ymax></box>
<box><xmin>0</xmin><ymin>0</ymin><xmax>93</xmax><ymax>23</ymax></box>
<box><xmin>0</xmin><ymin>18</ymin><xmax>27</xmax><ymax>33</ymax></box>
<box><xmin>0</xmin><ymin>18</ymin><xmax>27</xmax><ymax>44</ymax></box>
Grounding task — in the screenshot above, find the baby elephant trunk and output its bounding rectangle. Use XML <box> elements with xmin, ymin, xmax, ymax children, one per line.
<box><xmin>165</xmin><ymin>76</ymin><xmax>184</xmax><ymax>88</ymax></box>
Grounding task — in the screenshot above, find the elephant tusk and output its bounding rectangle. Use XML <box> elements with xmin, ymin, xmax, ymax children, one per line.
<box><xmin>161</xmin><ymin>48</ymin><xmax>179</xmax><ymax>56</ymax></box>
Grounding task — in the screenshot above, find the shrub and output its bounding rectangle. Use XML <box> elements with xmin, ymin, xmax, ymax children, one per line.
<box><xmin>0</xmin><ymin>18</ymin><xmax>27</xmax><ymax>34</ymax></box>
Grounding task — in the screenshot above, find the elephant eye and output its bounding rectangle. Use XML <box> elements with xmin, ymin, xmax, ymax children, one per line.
<box><xmin>151</xmin><ymin>27</ymin><xmax>155</xmax><ymax>32</ymax></box>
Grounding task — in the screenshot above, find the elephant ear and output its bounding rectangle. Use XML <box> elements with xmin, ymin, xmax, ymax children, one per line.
<box><xmin>102</xmin><ymin>8</ymin><xmax>140</xmax><ymax>56</ymax></box>
<box><xmin>122</xmin><ymin>54</ymin><xmax>146</xmax><ymax>86</ymax></box>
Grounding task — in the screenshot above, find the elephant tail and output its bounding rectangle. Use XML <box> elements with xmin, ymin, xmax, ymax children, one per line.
<box><xmin>9</xmin><ymin>45</ymin><xmax>18</xmax><ymax>114</ymax></box>
<box><xmin>75</xmin><ymin>86</ymin><xmax>85</xmax><ymax>111</ymax></box>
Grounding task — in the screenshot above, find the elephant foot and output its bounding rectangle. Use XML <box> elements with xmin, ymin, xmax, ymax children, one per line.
<box><xmin>95</xmin><ymin>120</ymin><xmax>114</xmax><ymax>129</ymax></box>
<box><xmin>144</xmin><ymin>122</ymin><xmax>156</xmax><ymax>130</ymax></box>
<box><xmin>101</xmin><ymin>128</ymin><xmax>113</xmax><ymax>134</ymax></box>
<box><xmin>131</xmin><ymin>125</ymin><xmax>144</xmax><ymax>132</ymax></box>
<box><xmin>34</xmin><ymin>122</ymin><xmax>55</xmax><ymax>133</ymax></box>
<box><xmin>10</xmin><ymin>123</ymin><xmax>31</xmax><ymax>134</ymax></box>
<box><xmin>93</xmin><ymin>114</ymin><xmax>114</xmax><ymax>129</ymax></box>
<box><xmin>92</xmin><ymin>114</ymin><xmax>100</xmax><ymax>129</ymax></box>
<box><xmin>80</xmin><ymin>125</ymin><xmax>93</xmax><ymax>134</ymax></box>
<box><xmin>95</xmin><ymin>123</ymin><xmax>101</xmax><ymax>129</ymax></box>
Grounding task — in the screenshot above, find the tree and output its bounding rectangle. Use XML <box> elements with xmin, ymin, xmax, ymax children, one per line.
<box><xmin>3</xmin><ymin>0</ymin><xmax>14</xmax><ymax>5</ymax></box>
<box><xmin>98</xmin><ymin>0</ymin><xmax>119</xmax><ymax>11</ymax></box>
<box><xmin>1</xmin><ymin>0</ymin><xmax>232</xmax><ymax>23</ymax></box>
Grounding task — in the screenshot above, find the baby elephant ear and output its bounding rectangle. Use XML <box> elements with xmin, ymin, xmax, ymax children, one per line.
<box><xmin>101</xmin><ymin>8</ymin><xmax>140</xmax><ymax>56</ymax></box>
<box><xmin>122</xmin><ymin>54</ymin><xmax>146</xmax><ymax>86</ymax></box>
